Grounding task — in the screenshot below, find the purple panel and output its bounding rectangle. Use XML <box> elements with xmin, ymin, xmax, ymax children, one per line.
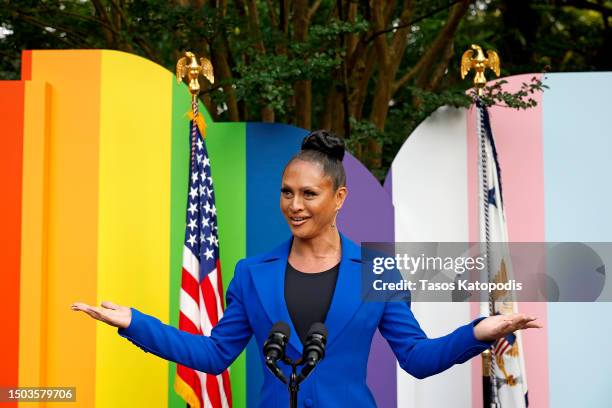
<box><xmin>338</xmin><ymin>154</ymin><xmax>396</xmax><ymax>408</ymax></box>
<box><xmin>383</xmin><ymin>168</ymin><xmax>392</xmax><ymax>198</ymax></box>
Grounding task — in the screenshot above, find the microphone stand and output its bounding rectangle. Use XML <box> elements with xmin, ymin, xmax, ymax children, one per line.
<box><xmin>282</xmin><ymin>357</ymin><xmax>305</xmax><ymax>408</ymax></box>
<box><xmin>288</xmin><ymin>360</ymin><xmax>300</xmax><ymax>408</ymax></box>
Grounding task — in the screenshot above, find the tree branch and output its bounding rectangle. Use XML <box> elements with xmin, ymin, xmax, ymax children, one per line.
<box><xmin>425</xmin><ymin>40</ymin><xmax>454</xmax><ymax>91</ymax></box>
<box><xmin>389</xmin><ymin>0</ymin><xmax>414</xmax><ymax>74</ymax></box>
<box><xmin>392</xmin><ymin>63</ymin><xmax>420</xmax><ymax>94</ymax></box>
<box><xmin>307</xmin><ymin>0</ymin><xmax>322</xmax><ymax>22</ymax></box>
<box><xmin>13</xmin><ymin>10</ymin><xmax>93</xmax><ymax>48</ymax></box>
<box><xmin>366</xmin><ymin>0</ymin><xmax>463</xmax><ymax>43</ymax></box>
<box><xmin>293</xmin><ymin>0</ymin><xmax>312</xmax><ymax>129</ymax></box>
<box><xmin>413</xmin><ymin>0</ymin><xmax>470</xmax><ymax>89</ymax></box>
<box><xmin>560</xmin><ymin>0</ymin><xmax>612</xmax><ymax>16</ymax></box>
<box><xmin>245</xmin><ymin>0</ymin><xmax>267</xmax><ymax>54</ymax></box>
<box><xmin>370</xmin><ymin>0</ymin><xmax>390</xmax><ymax>69</ymax></box>
<box><xmin>266</xmin><ymin>0</ymin><xmax>279</xmax><ymax>27</ymax></box>
<box><xmin>90</xmin><ymin>0</ymin><xmax>116</xmax><ymax>45</ymax></box>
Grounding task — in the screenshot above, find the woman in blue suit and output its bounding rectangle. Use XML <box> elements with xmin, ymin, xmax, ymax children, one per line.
<box><xmin>72</xmin><ymin>130</ymin><xmax>541</xmax><ymax>407</ymax></box>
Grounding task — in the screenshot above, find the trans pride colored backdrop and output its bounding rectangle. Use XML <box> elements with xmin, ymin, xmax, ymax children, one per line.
<box><xmin>1</xmin><ymin>50</ymin><xmax>610</xmax><ymax>408</ymax></box>
<box><xmin>384</xmin><ymin>72</ymin><xmax>612</xmax><ymax>408</ymax></box>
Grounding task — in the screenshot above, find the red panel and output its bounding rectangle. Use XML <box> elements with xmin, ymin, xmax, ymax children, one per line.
<box><xmin>21</xmin><ymin>51</ymin><xmax>32</xmax><ymax>80</ymax></box>
<box><xmin>0</xmin><ymin>81</ymin><xmax>24</xmax><ymax>406</ymax></box>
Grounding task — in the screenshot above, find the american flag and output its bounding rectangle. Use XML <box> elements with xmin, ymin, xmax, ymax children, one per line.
<box><xmin>494</xmin><ymin>331</ymin><xmax>516</xmax><ymax>358</ymax></box>
<box><xmin>174</xmin><ymin>103</ymin><xmax>232</xmax><ymax>408</ymax></box>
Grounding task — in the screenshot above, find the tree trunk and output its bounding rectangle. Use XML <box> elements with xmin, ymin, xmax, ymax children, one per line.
<box><xmin>414</xmin><ymin>0</ymin><xmax>470</xmax><ymax>89</ymax></box>
<box><xmin>246</xmin><ymin>0</ymin><xmax>276</xmax><ymax>121</ymax></box>
<box><xmin>293</xmin><ymin>0</ymin><xmax>312</xmax><ymax>129</ymax></box>
<box><xmin>369</xmin><ymin>0</ymin><xmax>413</xmax><ymax>130</ymax></box>
<box><xmin>211</xmin><ymin>40</ymin><xmax>240</xmax><ymax>121</ymax></box>
<box><xmin>261</xmin><ymin>106</ymin><xmax>275</xmax><ymax>122</ymax></box>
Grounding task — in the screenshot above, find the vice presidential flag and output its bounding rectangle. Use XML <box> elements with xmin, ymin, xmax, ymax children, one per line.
<box><xmin>174</xmin><ymin>107</ymin><xmax>232</xmax><ymax>408</ymax></box>
<box><xmin>478</xmin><ymin>102</ymin><xmax>529</xmax><ymax>407</ymax></box>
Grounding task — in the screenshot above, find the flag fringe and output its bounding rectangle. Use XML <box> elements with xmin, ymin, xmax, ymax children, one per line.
<box><xmin>174</xmin><ymin>375</ymin><xmax>201</xmax><ymax>408</ymax></box>
<box><xmin>186</xmin><ymin>110</ymin><xmax>207</xmax><ymax>137</ymax></box>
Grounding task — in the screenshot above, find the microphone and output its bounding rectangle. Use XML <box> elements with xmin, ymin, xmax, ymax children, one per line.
<box><xmin>263</xmin><ymin>321</ymin><xmax>291</xmax><ymax>384</ymax></box>
<box><xmin>298</xmin><ymin>322</ymin><xmax>327</xmax><ymax>381</ymax></box>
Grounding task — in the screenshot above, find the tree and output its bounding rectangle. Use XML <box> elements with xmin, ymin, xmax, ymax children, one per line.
<box><xmin>2</xmin><ymin>0</ymin><xmax>610</xmax><ymax>179</ymax></box>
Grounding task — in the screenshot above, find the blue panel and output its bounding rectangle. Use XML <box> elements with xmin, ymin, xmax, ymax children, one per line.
<box><xmin>245</xmin><ymin>123</ymin><xmax>307</xmax><ymax>408</ymax></box>
<box><xmin>543</xmin><ymin>72</ymin><xmax>612</xmax><ymax>408</ymax></box>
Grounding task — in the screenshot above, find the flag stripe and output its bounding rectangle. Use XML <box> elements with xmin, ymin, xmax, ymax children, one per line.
<box><xmin>196</xmin><ymin>371</ymin><xmax>212</xmax><ymax>408</ymax></box>
<box><xmin>183</xmin><ymin>246</ymin><xmax>200</xmax><ymax>281</ymax></box>
<box><xmin>205</xmin><ymin>374</ymin><xmax>223</xmax><ymax>407</ymax></box>
<box><xmin>182</xmin><ymin>267</ymin><xmax>202</xmax><ymax>304</ymax></box>
<box><xmin>202</xmin><ymin>273</ymin><xmax>220</xmax><ymax>326</ymax></box>
<box><xmin>216</xmin><ymin>260</ymin><xmax>226</xmax><ymax>309</ymax></box>
<box><xmin>179</xmin><ymin>311</ymin><xmax>201</xmax><ymax>335</ymax></box>
<box><xmin>180</xmin><ymin>288</ymin><xmax>202</xmax><ymax>330</ymax></box>
<box><xmin>220</xmin><ymin>370</ymin><xmax>232</xmax><ymax>408</ymax></box>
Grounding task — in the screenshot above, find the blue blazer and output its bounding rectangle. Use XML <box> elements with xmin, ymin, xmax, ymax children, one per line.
<box><xmin>118</xmin><ymin>233</ymin><xmax>494</xmax><ymax>407</ymax></box>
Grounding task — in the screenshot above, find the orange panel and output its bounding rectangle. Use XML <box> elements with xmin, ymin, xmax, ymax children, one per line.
<box><xmin>0</xmin><ymin>80</ymin><xmax>25</xmax><ymax>408</ymax></box>
<box><xmin>18</xmin><ymin>81</ymin><xmax>51</xmax><ymax>408</ymax></box>
<box><xmin>29</xmin><ymin>51</ymin><xmax>101</xmax><ymax>408</ymax></box>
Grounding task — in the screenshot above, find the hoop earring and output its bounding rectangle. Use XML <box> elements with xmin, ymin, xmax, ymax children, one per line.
<box><xmin>331</xmin><ymin>210</ymin><xmax>339</xmax><ymax>228</ymax></box>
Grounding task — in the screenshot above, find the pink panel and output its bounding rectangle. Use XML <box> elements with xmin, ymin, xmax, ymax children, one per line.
<box><xmin>467</xmin><ymin>74</ymin><xmax>549</xmax><ymax>408</ymax></box>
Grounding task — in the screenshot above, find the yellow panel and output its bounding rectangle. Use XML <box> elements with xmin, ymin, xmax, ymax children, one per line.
<box><xmin>29</xmin><ymin>50</ymin><xmax>101</xmax><ymax>408</ymax></box>
<box><xmin>18</xmin><ymin>81</ymin><xmax>50</xmax><ymax>408</ymax></box>
<box><xmin>96</xmin><ymin>50</ymin><xmax>172</xmax><ymax>407</ymax></box>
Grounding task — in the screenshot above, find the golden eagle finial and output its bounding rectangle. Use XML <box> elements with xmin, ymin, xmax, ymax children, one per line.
<box><xmin>176</xmin><ymin>51</ymin><xmax>215</xmax><ymax>99</ymax></box>
<box><xmin>461</xmin><ymin>44</ymin><xmax>500</xmax><ymax>95</ymax></box>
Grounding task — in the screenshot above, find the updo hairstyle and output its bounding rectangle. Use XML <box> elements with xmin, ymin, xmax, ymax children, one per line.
<box><xmin>286</xmin><ymin>130</ymin><xmax>346</xmax><ymax>190</ymax></box>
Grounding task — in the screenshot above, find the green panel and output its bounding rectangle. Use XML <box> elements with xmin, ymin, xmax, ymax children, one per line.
<box><xmin>204</xmin><ymin>116</ymin><xmax>247</xmax><ymax>408</ymax></box>
<box><xmin>168</xmin><ymin>81</ymin><xmax>247</xmax><ymax>408</ymax></box>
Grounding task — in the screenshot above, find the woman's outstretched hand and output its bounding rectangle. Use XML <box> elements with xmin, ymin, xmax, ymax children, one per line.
<box><xmin>71</xmin><ymin>301</ymin><xmax>132</xmax><ymax>329</ymax></box>
<box><xmin>474</xmin><ymin>313</ymin><xmax>542</xmax><ymax>342</ymax></box>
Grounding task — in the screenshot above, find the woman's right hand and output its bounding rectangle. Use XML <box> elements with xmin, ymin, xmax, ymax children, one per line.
<box><xmin>71</xmin><ymin>301</ymin><xmax>132</xmax><ymax>329</ymax></box>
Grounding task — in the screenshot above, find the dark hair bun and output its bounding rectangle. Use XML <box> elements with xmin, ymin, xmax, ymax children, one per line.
<box><xmin>301</xmin><ymin>130</ymin><xmax>345</xmax><ymax>162</ymax></box>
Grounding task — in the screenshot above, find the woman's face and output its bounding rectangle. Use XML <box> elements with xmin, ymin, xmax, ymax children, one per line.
<box><xmin>280</xmin><ymin>159</ymin><xmax>347</xmax><ymax>240</ymax></box>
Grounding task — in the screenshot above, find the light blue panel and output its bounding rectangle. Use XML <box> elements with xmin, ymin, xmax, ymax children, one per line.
<box><xmin>543</xmin><ymin>72</ymin><xmax>612</xmax><ymax>408</ymax></box>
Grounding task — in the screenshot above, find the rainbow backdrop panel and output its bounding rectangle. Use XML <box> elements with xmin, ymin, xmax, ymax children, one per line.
<box><xmin>1</xmin><ymin>50</ymin><xmax>610</xmax><ymax>408</ymax></box>
<box><xmin>0</xmin><ymin>50</ymin><xmax>395</xmax><ymax>408</ymax></box>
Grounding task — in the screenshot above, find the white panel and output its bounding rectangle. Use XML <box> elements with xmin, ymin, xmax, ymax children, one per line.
<box><xmin>391</xmin><ymin>106</ymin><xmax>474</xmax><ymax>408</ymax></box>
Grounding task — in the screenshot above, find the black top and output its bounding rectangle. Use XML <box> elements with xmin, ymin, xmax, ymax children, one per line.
<box><xmin>284</xmin><ymin>261</ymin><xmax>340</xmax><ymax>345</ymax></box>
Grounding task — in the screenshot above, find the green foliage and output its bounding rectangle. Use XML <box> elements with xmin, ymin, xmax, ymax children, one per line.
<box><xmin>1</xmin><ymin>0</ymin><xmax>609</xmax><ymax>181</ymax></box>
<box><xmin>475</xmin><ymin>76</ymin><xmax>550</xmax><ymax>109</ymax></box>
<box><xmin>232</xmin><ymin>17</ymin><xmax>367</xmax><ymax>116</ymax></box>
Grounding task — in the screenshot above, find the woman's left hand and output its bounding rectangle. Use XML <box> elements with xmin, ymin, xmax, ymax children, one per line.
<box><xmin>474</xmin><ymin>313</ymin><xmax>543</xmax><ymax>342</ymax></box>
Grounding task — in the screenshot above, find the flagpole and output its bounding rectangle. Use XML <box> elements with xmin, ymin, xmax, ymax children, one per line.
<box><xmin>461</xmin><ymin>44</ymin><xmax>502</xmax><ymax>408</ymax></box>
<box><xmin>175</xmin><ymin>51</ymin><xmax>215</xmax><ymax>170</ymax></box>
<box><xmin>478</xmin><ymin>98</ymin><xmax>501</xmax><ymax>408</ymax></box>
